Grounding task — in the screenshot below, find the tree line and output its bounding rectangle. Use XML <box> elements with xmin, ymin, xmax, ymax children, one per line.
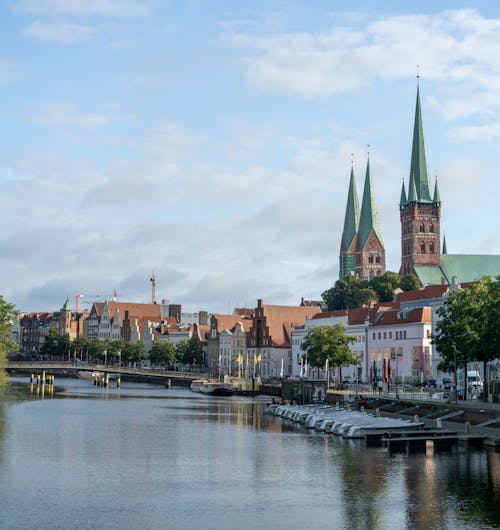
<box><xmin>322</xmin><ymin>271</ymin><xmax>420</xmax><ymax>310</ymax></box>
<box><xmin>38</xmin><ymin>328</ymin><xmax>203</xmax><ymax>368</ymax></box>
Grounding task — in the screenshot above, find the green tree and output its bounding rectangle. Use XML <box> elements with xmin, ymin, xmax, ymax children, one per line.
<box><xmin>175</xmin><ymin>337</ymin><xmax>202</xmax><ymax>366</ymax></box>
<box><xmin>301</xmin><ymin>324</ymin><xmax>356</xmax><ymax>380</ymax></box>
<box><xmin>0</xmin><ymin>296</ymin><xmax>19</xmax><ymax>386</ymax></box>
<box><xmin>121</xmin><ymin>341</ymin><xmax>146</xmax><ymax>365</ymax></box>
<box><xmin>40</xmin><ymin>328</ymin><xmax>70</xmax><ymax>360</ymax></box>
<box><xmin>322</xmin><ymin>276</ymin><xmax>377</xmax><ymax>310</ymax></box>
<box><xmin>150</xmin><ymin>339</ymin><xmax>176</xmax><ymax>366</ymax></box>
<box><xmin>369</xmin><ymin>271</ymin><xmax>401</xmax><ymax>302</ymax></box>
<box><xmin>432</xmin><ymin>276</ymin><xmax>499</xmax><ymax>399</ymax></box>
<box><xmin>399</xmin><ymin>274</ymin><xmax>421</xmax><ymax>292</ymax></box>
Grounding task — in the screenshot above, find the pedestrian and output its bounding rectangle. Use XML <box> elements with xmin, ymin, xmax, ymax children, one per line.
<box><xmin>377</xmin><ymin>379</ymin><xmax>383</xmax><ymax>395</ymax></box>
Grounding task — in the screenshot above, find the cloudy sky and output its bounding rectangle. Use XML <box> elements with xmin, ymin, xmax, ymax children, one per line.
<box><xmin>1</xmin><ymin>0</ymin><xmax>499</xmax><ymax>314</ymax></box>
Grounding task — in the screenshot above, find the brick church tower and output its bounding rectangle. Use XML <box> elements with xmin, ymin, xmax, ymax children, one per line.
<box><xmin>339</xmin><ymin>165</ymin><xmax>360</xmax><ymax>278</ymax></box>
<box><xmin>354</xmin><ymin>158</ymin><xmax>386</xmax><ymax>279</ymax></box>
<box><xmin>399</xmin><ymin>85</ymin><xmax>441</xmax><ymax>276</ymax></box>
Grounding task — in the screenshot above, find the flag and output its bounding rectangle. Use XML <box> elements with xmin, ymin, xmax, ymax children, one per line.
<box><xmin>113</xmin><ymin>289</ymin><xmax>117</xmax><ymax>301</ymax></box>
<box><xmin>257</xmin><ymin>353</ymin><xmax>262</xmax><ymax>363</ymax></box>
<box><xmin>237</xmin><ymin>354</ymin><xmax>242</xmax><ymax>365</ymax></box>
<box><xmin>280</xmin><ymin>357</ymin><xmax>284</xmax><ymax>378</ymax></box>
<box><xmin>383</xmin><ymin>358</ymin><xmax>388</xmax><ymax>383</ymax></box>
<box><xmin>300</xmin><ymin>357</ymin><xmax>303</xmax><ymax>378</ymax></box>
<box><xmin>387</xmin><ymin>358</ymin><xmax>393</xmax><ymax>391</ymax></box>
<box><xmin>218</xmin><ymin>353</ymin><xmax>222</xmax><ymax>365</ymax></box>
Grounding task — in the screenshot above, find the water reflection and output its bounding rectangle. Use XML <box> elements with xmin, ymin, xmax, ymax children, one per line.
<box><xmin>0</xmin><ymin>378</ymin><xmax>499</xmax><ymax>530</ymax></box>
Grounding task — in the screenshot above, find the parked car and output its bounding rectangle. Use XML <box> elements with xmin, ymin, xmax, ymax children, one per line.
<box><xmin>439</xmin><ymin>377</ymin><xmax>454</xmax><ymax>390</ymax></box>
<box><xmin>424</xmin><ymin>379</ymin><xmax>438</xmax><ymax>390</ymax></box>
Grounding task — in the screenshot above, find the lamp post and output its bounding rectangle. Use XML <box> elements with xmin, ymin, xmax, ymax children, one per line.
<box><xmin>118</xmin><ymin>349</ymin><xmax>121</xmax><ymax>369</ymax></box>
<box><xmin>104</xmin><ymin>349</ymin><xmax>107</xmax><ymax>367</ymax></box>
<box><xmin>364</xmin><ymin>318</ymin><xmax>370</xmax><ymax>384</ymax></box>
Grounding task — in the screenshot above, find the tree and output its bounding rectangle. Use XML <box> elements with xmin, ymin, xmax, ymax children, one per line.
<box><xmin>176</xmin><ymin>336</ymin><xmax>203</xmax><ymax>366</ymax></box>
<box><xmin>301</xmin><ymin>324</ymin><xmax>356</xmax><ymax>382</ymax></box>
<box><xmin>370</xmin><ymin>272</ymin><xmax>401</xmax><ymax>302</ymax></box>
<box><xmin>40</xmin><ymin>329</ymin><xmax>70</xmax><ymax>360</ymax></box>
<box><xmin>150</xmin><ymin>339</ymin><xmax>176</xmax><ymax>367</ymax></box>
<box><xmin>0</xmin><ymin>296</ymin><xmax>19</xmax><ymax>386</ymax></box>
<box><xmin>432</xmin><ymin>276</ymin><xmax>500</xmax><ymax>400</ymax></box>
<box><xmin>121</xmin><ymin>341</ymin><xmax>146</xmax><ymax>365</ymax></box>
<box><xmin>322</xmin><ymin>276</ymin><xmax>377</xmax><ymax>310</ymax></box>
<box><xmin>399</xmin><ymin>274</ymin><xmax>420</xmax><ymax>292</ymax></box>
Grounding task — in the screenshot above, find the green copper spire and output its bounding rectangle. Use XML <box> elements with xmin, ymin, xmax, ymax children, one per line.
<box><xmin>61</xmin><ymin>297</ymin><xmax>72</xmax><ymax>312</ymax></box>
<box><xmin>399</xmin><ymin>180</ymin><xmax>407</xmax><ymax>206</ymax></box>
<box><xmin>442</xmin><ymin>233</ymin><xmax>447</xmax><ymax>254</ymax></box>
<box><xmin>358</xmin><ymin>158</ymin><xmax>383</xmax><ymax>247</ymax></box>
<box><xmin>408</xmin><ymin>172</ymin><xmax>418</xmax><ymax>202</ymax></box>
<box><xmin>433</xmin><ymin>175</ymin><xmax>441</xmax><ymax>203</ymax></box>
<box><xmin>408</xmin><ymin>86</ymin><xmax>432</xmax><ymax>203</ymax></box>
<box><xmin>341</xmin><ymin>166</ymin><xmax>360</xmax><ymax>250</ymax></box>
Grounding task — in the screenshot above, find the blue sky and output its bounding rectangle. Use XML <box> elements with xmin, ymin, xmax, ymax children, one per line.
<box><xmin>1</xmin><ymin>0</ymin><xmax>499</xmax><ymax>314</ymax></box>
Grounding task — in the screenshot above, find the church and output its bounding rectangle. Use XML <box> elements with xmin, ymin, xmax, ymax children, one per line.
<box><xmin>340</xmin><ymin>84</ymin><xmax>500</xmax><ymax>285</ymax></box>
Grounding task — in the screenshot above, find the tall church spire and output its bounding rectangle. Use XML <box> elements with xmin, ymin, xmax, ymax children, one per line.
<box><xmin>399</xmin><ymin>179</ymin><xmax>407</xmax><ymax>206</ymax></box>
<box><xmin>408</xmin><ymin>86</ymin><xmax>432</xmax><ymax>203</ymax></box>
<box><xmin>358</xmin><ymin>157</ymin><xmax>383</xmax><ymax>247</ymax></box>
<box><xmin>340</xmin><ymin>165</ymin><xmax>360</xmax><ymax>251</ymax></box>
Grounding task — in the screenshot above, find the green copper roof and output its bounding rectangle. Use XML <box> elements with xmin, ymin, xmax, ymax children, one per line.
<box><xmin>399</xmin><ymin>180</ymin><xmax>407</xmax><ymax>205</ymax></box>
<box><xmin>413</xmin><ymin>265</ymin><xmax>443</xmax><ymax>286</ymax></box>
<box><xmin>440</xmin><ymin>254</ymin><xmax>500</xmax><ymax>283</ymax></box>
<box><xmin>407</xmin><ymin>86</ymin><xmax>432</xmax><ymax>203</ymax></box>
<box><xmin>433</xmin><ymin>176</ymin><xmax>441</xmax><ymax>203</ymax></box>
<box><xmin>408</xmin><ymin>173</ymin><xmax>418</xmax><ymax>202</ymax></box>
<box><xmin>414</xmin><ymin>254</ymin><xmax>500</xmax><ymax>285</ymax></box>
<box><xmin>340</xmin><ymin>166</ymin><xmax>360</xmax><ymax>251</ymax></box>
<box><xmin>358</xmin><ymin>158</ymin><xmax>383</xmax><ymax>247</ymax></box>
<box><xmin>61</xmin><ymin>297</ymin><xmax>72</xmax><ymax>312</ymax></box>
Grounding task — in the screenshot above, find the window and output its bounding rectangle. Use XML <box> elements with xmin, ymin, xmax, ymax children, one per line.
<box><xmin>376</xmin><ymin>255</ymin><xmax>381</xmax><ymax>263</ymax></box>
<box><xmin>389</xmin><ymin>332</ymin><xmax>392</xmax><ymax>339</ymax></box>
<box><xmin>420</xmin><ymin>241</ymin><xmax>426</xmax><ymax>254</ymax></box>
<box><xmin>420</xmin><ymin>223</ymin><xmax>425</xmax><ymax>232</ymax></box>
<box><xmin>369</xmin><ymin>256</ymin><xmax>374</xmax><ymax>263</ymax></box>
<box><xmin>383</xmin><ymin>332</ymin><xmax>386</xmax><ymax>339</ymax></box>
<box><xmin>404</xmin><ymin>331</ymin><xmax>407</xmax><ymax>339</ymax></box>
<box><xmin>429</xmin><ymin>223</ymin><xmax>435</xmax><ymax>233</ymax></box>
<box><xmin>373</xmin><ymin>333</ymin><xmax>376</xmax><ymax>340</ymax></box>
<box><xmin>378</xmin><ymin>332</ymin><xmax>381</xmax><ymax>340</ymax></box>
<box><xmin>429</xmin><ymin>241</ymin><xmax>435</xmax><ymax>254</ymax></box>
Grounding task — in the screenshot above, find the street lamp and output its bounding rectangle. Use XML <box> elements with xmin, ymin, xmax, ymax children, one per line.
<box><xmin>118</xmin><ymin>349</ymin><xmax>121</xmax><ymax>369</ymax></box>
<box><xmin>104</xmin><ymin>349</ymin><xmax>107</xmax><ymax>367</ymax></box>
<box><xmin>364</xmin><ymin>318</ymin><xmax>370</xmax><ymax>384</ymax></box>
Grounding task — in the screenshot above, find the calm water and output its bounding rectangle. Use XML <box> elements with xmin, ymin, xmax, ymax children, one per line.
<box><xmin>0</xmin><ymin>377</ymin><xmax>499</xmax><ymax>530</ymax></box>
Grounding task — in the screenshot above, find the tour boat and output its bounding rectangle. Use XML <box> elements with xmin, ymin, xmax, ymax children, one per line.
<box><xmin>198</xmin><ymin>381</ymin><xmax>235</xmax><ymax>396</ymax></box>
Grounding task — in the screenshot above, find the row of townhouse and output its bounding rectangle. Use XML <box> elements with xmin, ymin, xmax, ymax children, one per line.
<box><xmin>291</xmin><ymin>304</ymin><xmax>433</xmax><ymax>384</ymax></box>
<box><xmin>13</xmin><ymin>280</ymin><xmax>471</xmax><ymax>382</ymax></box>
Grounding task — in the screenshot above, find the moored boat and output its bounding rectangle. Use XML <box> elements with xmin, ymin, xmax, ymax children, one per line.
<box><xmin>199</xmin><ymin>381</ymin><xmax>235</xmax><ymax>396</ymax></box>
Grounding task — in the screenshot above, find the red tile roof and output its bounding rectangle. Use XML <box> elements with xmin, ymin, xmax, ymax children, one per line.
<box><xmin>372</xmin><ymin>306</ymin><xmax>432</xmax><ymax>326</ymax></box>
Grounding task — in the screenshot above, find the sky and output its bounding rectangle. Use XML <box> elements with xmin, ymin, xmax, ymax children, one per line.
<box><xmin>1</xmin><ymin>0</ymin><xmax>500</xmax><ymax>314</ymax></box>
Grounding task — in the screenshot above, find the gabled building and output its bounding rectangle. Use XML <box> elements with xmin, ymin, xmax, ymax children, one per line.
<box><xmin>86</xmin><ymin>301</ymin><xmax>163</xmax><ymax>342</ymax></box>
<box><xmin>247</xmin><ymin>299</ymin><xmax>321</xmax><ymax>379</ymax></box>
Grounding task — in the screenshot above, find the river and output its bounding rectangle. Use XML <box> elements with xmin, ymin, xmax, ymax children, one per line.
<box><xmin>0</xmin><ymin>377</ymin><xmax>498</xmax><ymax>530</ymax></box>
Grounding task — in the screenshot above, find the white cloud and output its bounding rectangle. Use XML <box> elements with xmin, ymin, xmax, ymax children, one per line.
<box><xmin>15</xmin><ymin>0</ymin><xmax>158</xmax><ymax>18</ymax></box>
<box><xmin>0</xmin><ymin>60</ymin><xmax>20</xmax><ymax>85</ymax></box>
<box><xmin>28</xmin><ymin>102</ymin><xmax>115</xmax><ymax>128</ymax></box>
<box><xmin>23</xmin><ymin>19</ymin><xmax>94</xmax><ymax>43</ymax></box>
<box><xmin>227</xmin><ymin>8</ymin><xmax>500</xmax><ymax>121</ymax></box>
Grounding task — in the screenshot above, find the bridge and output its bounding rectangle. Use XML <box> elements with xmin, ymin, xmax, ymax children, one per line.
<box><xmin>6</xmin><ymin>362</ymin><xmax>206</xmax><ymax>386</ymax></box>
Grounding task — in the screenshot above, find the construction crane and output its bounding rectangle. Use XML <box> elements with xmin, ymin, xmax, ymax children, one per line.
<box><xmin>75</xmin><ymin>290</ymin><xmax>118</xmax><ymax>311</ymax></box>
<box><xmin>150</xmin><ymin>272</ymin><xmax>156</xmax><ymax>304</ymax></box>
